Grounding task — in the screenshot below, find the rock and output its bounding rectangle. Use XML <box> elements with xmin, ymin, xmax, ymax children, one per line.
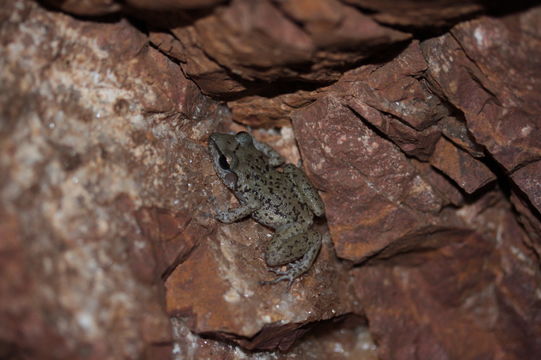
<box><xmin>421</xmin><ymin>10</ymin><xmax>541</xmax><ymax>172</ymax></box>
<box><xmin>189</xmin><ymin>0</ymin><xmax>409</xmax><ymax>84</ymax></box>
<box><xmin>277</xmin><ymin>0</ymin><xmax>410</xmax><ymax>51</ymax></box>
<box><xmin>125</xmin><ymin>0</ymin><xmax>226</xmax><ymax>10</ymax></box>
<box><xmin>228</xmin><ymin>90</ymin><xmax>319</xmax><ymax>128</ymax></box>
<box><xmin>430</xmin><ymin>136</ymin><xmax>495</xmax><ymax>194</ymax></box>
<box><xmin>165</xmin><ymin>217</ymin><xmax>356</xmax><ymax>350</ymax></box>
<box><xmin>438</xmin><ymin>115</ymin><xmax>485</xmax><ymax>158</ymax></box>
<box><xmin>338</xmin><ymin>41</ymin><xmax>448</xmax><ymax>160</ymax></box>
<box><xmin>292</xmin><ymin>95</ymin><xmax>448</xmax><ymax>262</ymax></box>
<box><xmin>353</xmin><ymin>193</ymin><xmax>541</xmax><ymax>360</ymax></box>
<box><xmin>134</xmin><ymin>207</ymin><xmax>211</xmax><ymax>280</ymax></box>
<box><xmin>169</xmin><ymin>25</ymin><xmax>249</xmax><ymax>96</ymax></box>
<box><xmin>342</xmin><ymin>0</ymin><xmax>484</xmax><ymax>28</ymax></box>
<box><xmin>3</xmin><ymin>0</ymin><xmax>541</xmax><ymax>359</ymax></box>
<box><xmin>43</xmin><ymin>0</ymin><xmax>225</xmax><ymax>16</ymax></box>
<box><xmin>512</xmin><ymin>161</ymin><xmax>541</xmax><ymax>214</ymax></box>
<box><xmin>168</xmin><ymin>314</ymin><xmax>378</xmax><ymax>359</ymax></box>
<box><xmin>410</xmin><ymin>159</ymin><xmax>465</xmax><ymax>207</ymax></box>
<box><xmin>0</xmin><ymin>1</ymin><xmax>224</xmax><ymax>357</ymax></box>
<box><xmin>421</xmin><ymin>6</ymin><xmax>541</xmax><ymax>260</ymax></box>
<box><xmin>43</xmin><ymin>0</ymin><xmax>121</xmax><ymax>16</ymax></box>
<box><xmin>151</xmin><ymin>0</ymin><xmax>409</xmax><ymax>96</ymax></box>
<box><xmin>510</xmin><ymin>193</ymin><xmax>541</xmax><ymax>260</ymax></box>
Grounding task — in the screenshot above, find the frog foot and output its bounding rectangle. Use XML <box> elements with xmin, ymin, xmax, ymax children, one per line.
<box><xmin>259</xmin><ymin>257</ymin><xmax>310</xmax><ymax>288</ymax></box>
<box><xmin>259</xmin><ymin>274</ymin><xmax>296</xmax><ymax>289</ymax></box>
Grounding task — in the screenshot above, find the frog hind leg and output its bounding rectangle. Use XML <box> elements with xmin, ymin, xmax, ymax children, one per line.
<box><xmin>282</xmin><ymin>164</ymin><xmax>325</xmax><ymax>217</ymax></box>
<box><xmin>261</xmin><ymin>227</ymin><xmax>321</xmax><ymax>288</ymax></box>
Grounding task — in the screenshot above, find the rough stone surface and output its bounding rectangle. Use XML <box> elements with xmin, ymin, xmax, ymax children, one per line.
<box><xmin>422</xmin><ymin>12</ymin><xmax>541</xmax><ymax>172</ymax></box>
<box><xmin>512</xmin><ymin>160</ymin><xmax>541</xmax><ymax>214</ymax></box>
<box><xmin>228</xmin><ymin>90</ymin><xmax>319</xmax><ymax>128</ymax></box>
<box><xmin>0</xmin><ymin>1</ymin><xmax>223</xmax><ymax>358</ymax></box>
<box><xmin>354</xmin><ymin>193</ymin><xmax>541</xmax><ymax>360</ymax></box>
<box><xmin>342</xmin><ymin>0</ymin><xmax>484</xmax><ymax>28</ymax></box>
<box><xmin>44</xmin><ymin>0</ymin><xmax>225</xmax><ymax>16</ymax></box>
<box><xmin>292</xmin><ymin>95</ymin><xmax>450</xmax><ymax>262</ymax></box>
<box><xmin>160</xmin><ymin>0</ymin><xmax>410</xmax><ymax>96</ymax></box>
<box><xmin>430</xmin><ymin>136</ymin><xmax>495</xmax><ymax>194</ymax></box>
<box><xmin>166</xmin><ymin>225</ymin><xmax>356</xmax><ymax>350</ymax></box>
<box><xmin>169</xmin><ymin>315</ymin><xmax>378</xmax><ymax>360</ymax></box>
<box><xmin>337</xmin><ymin>41</ymin><xmax>448</xmax><ymax>161</ymax></box>
<box><xmin>3</xmin><ymin>0</ymin><xmax>541</xmax><ymax>359</ymax></box>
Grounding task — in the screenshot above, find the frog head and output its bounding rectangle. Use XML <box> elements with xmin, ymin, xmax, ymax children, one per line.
<box><xmin>208</xmin><ymin>132</ymin><xmax>253</xmax><ymax>190</ymax></box>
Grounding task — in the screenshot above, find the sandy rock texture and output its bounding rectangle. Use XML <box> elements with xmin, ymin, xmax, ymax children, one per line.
<box><xmin>1</xmin><ymin>0</ymin><xmax>540</xmax><ymax>359</ymax></box>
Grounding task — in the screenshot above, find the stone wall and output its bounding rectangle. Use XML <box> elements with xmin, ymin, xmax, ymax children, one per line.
<box><xmin>1</xmin><ymin>0</ymin><xmax>540</xmax><ymax>359</ymax></box>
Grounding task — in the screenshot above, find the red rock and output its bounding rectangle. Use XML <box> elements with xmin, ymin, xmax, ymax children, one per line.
<box><xmin>43</xmin><ymin>0</ymin><xmax>121</xmax><ymax>16</ymax></box>
<box><xmin>278</xmin><ymin>0</ymin><xmax>410</xmax><ymax>50</ymax></box>
<box><xmin>169</xmin><ymin>0</ymin><xmax>408</xmax><ymax>94</ymax></box>
<box><xmin>410</xmin><ymin>159</ymin><xmax>465</xmax><ymax>207</ymax></box>
<box><xmin>292</xmin><ymin>95</ymin><xmax>448</xmax><ymax>262</ymax></box>
<box><xmin>438</xmin><ymin>116</ymin><xmax>485</xmax><ymax>158</ymax></box>
<box><xmin>135</xmin><ymin>207</ymin><xmax>209</xmax><ymax>280</ymax></box>
<box><xmin>167</xmin><ymin>314</ymin><xmax>378</xmax><ymax>359</ymax></box>
<box><xmin>343</xmin><ymin>0</ymin><xmax>483</xmax><ymax>27</ymax></box>
<box><xmin>334</xmin><ymin>42</ymin><xmax>447</xmax><ymax>160</ymax></box>
<box><xmin>430</xmin><ymin>136</ymin><xmax>495</xmax><ymax>194</ymax></box>
<box><xmin>228</xmin><ymin>90</ymin><xmax>319</xmax><ymax>127</ymax></box>
<box><xmin>125</xmin><ymin>0</ymin><xmax>225</xmax><ymax>10</ymax></box>
<box><xmin>165</xmin><ymin>220</ymin><xmax>356</xmax><ymax>350</ymax></box>
<box><xmin>44</xmin><ymin>0</ymin><xmax>225</xmax><ymax>16</ymax></box>
<box><xmin>0</xmin><ymin>1</ymin><xmax>222</xmax><ymax>357</ymax></box>
<box><xmin>510</xmin><ymin>193</ymin><xmax>541</xmax><ymax>261</ymax></box>
<box><xmin>421</xmin><ymin>10</ymin><xmax>541</xmax><ymax>171</ymax></box>
<box><xmin>4</xmin><ymin>0</ymin><xmax>541</xmax><ymax>358</ymax></box>
<box><xmin>194</xmin><ymin>0</ymin><xmax>315</xmax><ymax>81</ymax></box>
<box><xmin>169</xmin><ymin>25</ymin><xmax>249</xmax><ymax>96</ymax></box>
<box><xmin>353</xmin><ymin>195</ymin><xmax>541</xmax><ymax>360</ymax></box>
<box><xmin>512</xmin><ymin>160</ymin><xmax>541</xmax><ymax>214</ymax></box>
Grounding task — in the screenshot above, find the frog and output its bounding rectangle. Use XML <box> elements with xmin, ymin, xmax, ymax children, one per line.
<box><xmin>208</xmin><ymin>131</ymin><xmax>325</xmax><ymax>287</ymax></box>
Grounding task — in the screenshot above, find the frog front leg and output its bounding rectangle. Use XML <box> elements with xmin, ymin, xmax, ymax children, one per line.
<box><xmin>283</xmin><ymin>164</ymin><xmax>325</xmax><ymax>217</ymax></box>
<box><xmin>215</xmin><ymin>199</ymin><xmax>260</xmax><ymax>223</ymax></box>
<box><xmin>261</xmin><ymin>223</ymin><xmax>322</xmax><ymax>287</ymax></box>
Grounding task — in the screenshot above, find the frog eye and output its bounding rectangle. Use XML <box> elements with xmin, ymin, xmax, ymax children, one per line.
<box><xmin>235</xmin><ymin>132</ymin><xmax>253</xmax><ymax>145</ymax></box>
<box><xmin>218</xmin><ymin>154</ymin><xmax>230</xmax><ymax>170</ymax></box>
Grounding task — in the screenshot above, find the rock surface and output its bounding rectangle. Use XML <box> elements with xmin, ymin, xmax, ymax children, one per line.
<box><xmin>354</xmin><ymin>193</ymin><xmax>541</xmax><ymax>359</ymax></box>
<box><xmin>2</xmin><ymin>0</ymin><xmax>541</xmax><ymax>359</ymax></box>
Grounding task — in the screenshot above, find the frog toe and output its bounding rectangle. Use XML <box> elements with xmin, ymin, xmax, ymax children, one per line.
<box><xmin>268</xmin><ymin>266</ymin><xmax>288</xmax><ymax>275</ymax></box>
<box><xmin>259</xmin><ymin>273</ymin><xmax>295</xmax><ymax>288</ymax></box>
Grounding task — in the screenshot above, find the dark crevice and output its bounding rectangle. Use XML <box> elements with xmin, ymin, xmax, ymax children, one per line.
<box><xmin>340</xmin><ymin>0</ymin><xmax>541</xmax><ymax>41</ymax></box>
<box><xmin>337</xmin><ymin>1</ymin><xmax>481</xmax><ymax>40</ymax></box>
<box><xmin>148</xmin><ymin>40</ymin><xmax>182</xmax><ymax>66</ymax></box>
<box><xmin>203</xmin><ymin>40</ymin><xmax>411</xmax><ymax>101</ymax></box>
<box><xmin>469</xmin><ymin>148</ymin><xmax>541</xmax><ymax>251</ymax></box>
<box><xmin>345</xmin><ymin>104</ymin><xmax>406</xmax><ymax>148</ymax></box>
<box><xmin>343</xmin><ymin>103</ymin><xmax>494</xmax><ymax>209</ymax></box>
<box><xmin>352</xmin><ymin>227</ymin><xmax>477</xmax><ymax>268</ymax></box>
<box><xmin>508</xmin><ymin>158</ymin><xmax>541</xmax><ymax>175</ymax></box>
<box><xmin>482</xmin><ymin>0</ymin><xmax>541</xmax><ymax>17</ymax></box>
<box><xmin>345</xmin><ymin>102</ymin><xmax>442</xmax><ymax>161</ymax></box>
<box><xmin>37</xmin><ymin>0</ymin><xmax>123</xmax><ymax>23</ymax></box>
<box><xmin>197</xmin><ymin>313</ymin><xmax>367</xmax><ymax>353</ymax></box>
<box><xmin>160</xmin><ymin>241</ymin><xmax>200</xmax><ymax>282</ymax></box>
<box><xmin>430</xmin><ymin>162</ymin><xmax>498</xmax><ymax>203</ymax></box>
<box><xmin>347</xmin><ymin>90</ymin><xmax>540</xmax><ymax>246</ymax></box>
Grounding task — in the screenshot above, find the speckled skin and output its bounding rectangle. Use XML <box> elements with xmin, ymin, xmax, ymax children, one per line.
<box><xmin>208</xmin><ymin>132</ymin><xmax>325</xmax><ymax>286</ymax></box>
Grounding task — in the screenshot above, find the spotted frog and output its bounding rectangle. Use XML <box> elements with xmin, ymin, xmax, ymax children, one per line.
<box><xmin>208</xmin><ymin>132</ymin><xmax>325</xmax><ymax>286</ymax></box>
